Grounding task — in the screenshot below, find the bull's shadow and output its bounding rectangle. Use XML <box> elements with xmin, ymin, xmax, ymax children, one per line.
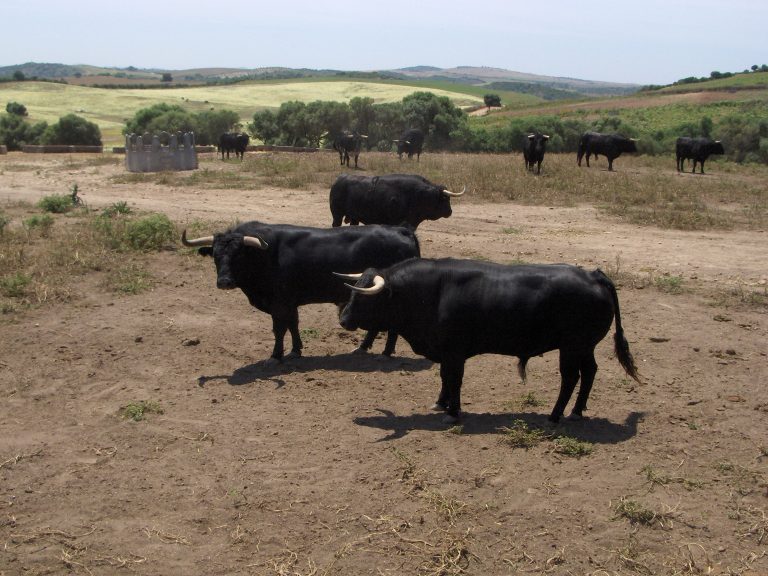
<box><xmin>354</xmin><ymin>409</ymin><xmax>644</xmax><ymax>443</ymax></box>
<box><xmin>198</xmin><ymin>352</ymin><xmax>433</xmax><ymax>388</ymax></box>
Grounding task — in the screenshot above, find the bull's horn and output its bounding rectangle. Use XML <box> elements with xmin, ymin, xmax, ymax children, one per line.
<box><xmin>333</xmin><ymin>272</ymin><xmax>363</xmax><ymax>281</ymax></box>
<box><xmin>404</xmin><ymin>140</ymin><xmax>411</xmax><ymax>145</ymax></box>
<box><xmin>715</xmin><ymin>140</ymin><xmax>721</xmax><ymax>143</ymax></box>
<box><xmin>543</xmin><ymin>134</ymin><xmax>551</xmax><ymax>139</ymax></box>
<box><xmin>243</xmin><ymin>235</ymin><xmax>269</xmax><ymax>250</ymax></box>
<box><xmin>527</xmin><ymin>134</ymin><xmax>535</xmax><ymax>139</ymax></box>
<box><xmin>346</xmin><ymin>275</ymin><xmax>386</xmax><ymax>295</ymax></box>
<box><xmin>442</xmin><ymin>185</ymin><xmax>466</xmax><ymax>197</ymax></box>
<box><xmin>360</xmin><ymin>134</ymin><xmax>368</xmax><ymax>139</ymax></box>
<box><xmin>392</xmin><ymin>139</ymin><xmax>401</xmax><ymax>143</ymax></box>
<box><xmin>630</xmin><ymin>138</ymin><xmax>638</xmax><ymax>141</ymax></box>
<box><xmin>181</xmin><ymin>229</ymin><xmax>214</xmax><ymax>247</ymax></box>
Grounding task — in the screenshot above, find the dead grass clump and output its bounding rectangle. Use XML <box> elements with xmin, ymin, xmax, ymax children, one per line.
<box><xmin>613</xmin><ymin>496</ymin><xmax>677</xmax><ymax>529</ymax></box>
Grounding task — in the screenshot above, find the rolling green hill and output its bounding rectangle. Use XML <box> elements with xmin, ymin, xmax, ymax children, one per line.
<box><xmin>0</xmin><ymin>79</ymin><xmax>486</xmax><ymax>146</ymax></box>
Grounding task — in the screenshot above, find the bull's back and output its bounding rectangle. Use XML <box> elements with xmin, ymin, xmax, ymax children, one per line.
<box><xmin>403</xmin><ymin>260</ymin><xmax>615</xmax><ymax>358</ymax></box>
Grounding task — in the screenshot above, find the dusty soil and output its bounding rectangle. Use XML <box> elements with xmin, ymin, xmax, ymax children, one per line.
<box><xmin>1</xmin><ymin>153</ymin><xmax>767</xmax><ymax>575</ymax></box>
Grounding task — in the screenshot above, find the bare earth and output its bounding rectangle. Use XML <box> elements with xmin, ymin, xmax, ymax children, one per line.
<box><xmin>1</xmin><ymin>154</ymin><xmax>766</xmax><ymax>575</ymax></box>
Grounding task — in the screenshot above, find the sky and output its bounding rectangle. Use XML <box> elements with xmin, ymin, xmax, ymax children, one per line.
<box><xmin>3</xmin><ymin>0</ymin><xmax>766</xmax><ymax>86</ymax></box>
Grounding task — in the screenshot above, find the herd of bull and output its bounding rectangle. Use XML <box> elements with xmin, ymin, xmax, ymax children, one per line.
<box><xmin>220</xmin><ymin>128</ymin><xmax>725</xmax><ymax>176</ymax></box>
<box><xmin>182</xmin><ymin>132</ymin><xmax>656</xmax><ymax>423</ymax></box>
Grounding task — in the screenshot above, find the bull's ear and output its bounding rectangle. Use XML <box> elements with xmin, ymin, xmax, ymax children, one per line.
<box><xmin>198</xmin><ymin>247</ymin><xmax>213</xmax><ymax>257</ymax></box>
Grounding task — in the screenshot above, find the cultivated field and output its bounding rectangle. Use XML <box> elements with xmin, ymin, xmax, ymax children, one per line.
<box><xmin>0</xmin><ymin>150</ymin><xmax>767</xmax><ymax>575</ymax></box>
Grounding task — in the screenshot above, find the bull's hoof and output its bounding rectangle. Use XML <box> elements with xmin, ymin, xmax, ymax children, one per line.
<box><xmin>284</xmin><ymin>350</ymin><xmax>302</xmax><ymax>361</ymax></box>
<box><xmin>567</xmin><ymin>412</ymin><xmax>586</xmax><ymax>422</ymax></box>
<box><xmin>352</xmin><ymin>346</ymin><xmax>369</xmax><ymax>355</ymax></box>
<box><xmin>430</xmin><ymin>402</ymin><xmax>448</xmax><ymax>412</ymax></box>
<box><xmin>264</xmin><ymin>356</ymin><xmax>282</xmax><ymax>366</ymax></box>
<box><xmin>442</xmin><ymin>413</ymin><xmax>460</xmax><ymax>425</ymax></box>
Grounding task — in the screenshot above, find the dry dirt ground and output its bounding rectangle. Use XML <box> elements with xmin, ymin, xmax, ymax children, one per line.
<box><xmin>1</xmin><ymin>153</ymin><xmax>767</xmax><ymax>575</ymax></box>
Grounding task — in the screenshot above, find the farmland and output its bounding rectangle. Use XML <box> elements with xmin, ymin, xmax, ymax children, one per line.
<box><xmin>1</xmin><ymin>149</ymin><xmax>767</xmax><ymax>574</ymax></box>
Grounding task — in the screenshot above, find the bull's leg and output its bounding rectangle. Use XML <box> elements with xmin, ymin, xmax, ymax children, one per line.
<box><xmin>550</xmin><ymin>352</ymin><xmax>581</xmax><ymax>422</ymax></box>
<box><xmin>382</xmin><ymin>330</ymin><xmax>397</xmax><ymax>356</ymax></box>
<box><xmin>607</xmin><ymin>157</ymin><xmax>614</xmax><ymax>171</ymax></box>
<box><xmin>536</xmin><ymin>160</ymin><xmax>542</xmax><ymax>174</ymax></box>
<box><xmin>570</xmin><ymin>352</ymin><xmax>598</xmax><ymax>419</ymax></box>
<box><xmin>585</xmin><ymin>152</ymin><xmax>591</xmax><ymax>167</ymax></box>
<box><xmin>437</xmin><ymin>359</ymin><xmax>466</xmax><ymax>423</ymax></box>
<box><xmin>353</xmin><ymin>153</ymin><xmax>359</xmax><ymax>169</ymax></box>
<box><xmin>285</xmin><ymin>307</ymin><xmax>302</xmax><ymax>360</ymax></box>
<box><xmin>355</xmin><ymin>330</ymin><xmax>377</xmax><ymax>353</ymax></box>
<box><xmin>691</xmin><ymin>160</ymin><xmax>698</xmax><ymax>174</ymax></box>
<box><xmin>699</xmin><ymin>159</ymin><xmax>705</xmax><ymax>174</ymax></box>
<box><xmin>270</xmin><ymin>314</ymin><xmax>288</xmax><ymax>361</ymax></box>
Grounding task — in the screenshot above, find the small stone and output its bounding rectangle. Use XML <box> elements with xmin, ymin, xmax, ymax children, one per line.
<box><xmin>182</xmin><ymin>338</ymin><xmax>200</xmax><ymax>347</ymax></box>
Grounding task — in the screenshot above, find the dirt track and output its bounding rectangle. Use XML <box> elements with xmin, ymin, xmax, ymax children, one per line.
<box><xmin>1</xmin><ymin>153</ymin><xmax>766</xmax><ymax>575</ymax></box>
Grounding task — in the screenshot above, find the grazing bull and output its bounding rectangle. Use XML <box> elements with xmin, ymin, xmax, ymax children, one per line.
<box><xmin>338</xmin><ymin>258</ymin><xmax>640</xmax><ymax>423</ymax></box>
<box><xmin>333</xmin><ymin>131</ymin><xmax>368</xmax><ymax>168</ymax></box>
<box><xmin>523</xmin><ymin>132</ymin><xmax>550</xmax><ymax>174</ymax></box>
<box><xmin>182</xmin><ymin>222</ymin><xmax>420</xmax><ymax>360</ymax></box>
<box><xmin>577</xmin><ymin>132</ymin><xmax>637</xmax><ymax>171</ymax></box>
<box><xmin>393</xmin><ymin>128</ymin><xmax>425</xmax><ymax>161</ymax></box>
<box><xmin>218</xmin><ymin>132</ymin><xmax>249</xmax><ymax>160</ymax></box>
<box><xmin>329</xmin><ymin>173</ymin><xmax>464</xmax><ymax>229</ymax></box>
<box><xmin>675</xmin><ymin>137</ymin><xmax>725</xmax><ymax>174</ymax></box>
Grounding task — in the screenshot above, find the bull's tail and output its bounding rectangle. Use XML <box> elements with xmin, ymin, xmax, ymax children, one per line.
<box><xmin>596</xmin><ymin>270</ymin><xmax>641</xmax><ymax>383</ymax></box>
<box><xmin>577</xmin><ymin>139</ymin><xmax>585</xmax><ymax>165</ymax></box>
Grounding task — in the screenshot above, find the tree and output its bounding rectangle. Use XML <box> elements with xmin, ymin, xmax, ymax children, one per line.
<box><xmin>12</xmin><ymin>70</ymin><xmax>25</xmax><ymax>81</ymax></box>
<box><xmin>195</xmin><ymin>109</ymin><xmax>240</xmax><ymax>146</ymax></box>
<box><xmin>5</xmin><ymin>102</ymin><xmax>28</xmax><ymax>116</ymax></box>
<box><xmin>161</xmin><ymin>73</ymin><xmax>173</xmax><ymax>83</ymax></box>
<box><xmin>402</xmin><ymin>92</ymin><xmax>468</xmax><ymax>150</ymax></box>
<box><xmin>349</xmin><ymin>97</ymin><xmax>375</xmax><ymax>136</ymax></box>
<box><xmin>0</xmin><ymin>113</ymin><xmax>47</xmax><ymax>150</ymax></box>
<box><xmin>41</xmin><ymin>114</ymin><xmax>102</xmax><ymax>146</ymax></box>
<box><xmin>249</xmin><ymin>110</ymin><xmax>280</xmax><ymax>145</ymax></box>
<box><xmin>484</xmin><ymin>94</ymin><xmax>501</xmax><ymax>110</ymax></box>
<box><xmin>124</xmin><ymin>103</ymin><xmax>186</xmax><ymax>135</ymax></box>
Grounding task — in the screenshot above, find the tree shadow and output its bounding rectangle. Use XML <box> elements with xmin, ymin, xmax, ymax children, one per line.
<box><xmin>197</xmin><ymin>352</ymin><xmax>433</xmax><ymax>388</ymax></box>
<box><xmin>354</xmin><ymin>409</ymin><xmax>645</xmax><ymax>443</ymax></box>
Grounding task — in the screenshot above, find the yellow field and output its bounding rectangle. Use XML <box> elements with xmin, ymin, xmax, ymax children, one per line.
<box><xmin>0</xmin><ymin>81</ymin><xmax>483</xmax><ymax>146</ymax></box>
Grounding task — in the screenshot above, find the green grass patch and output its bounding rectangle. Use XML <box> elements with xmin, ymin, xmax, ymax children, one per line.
<box><xmin>23</xmin><ymin>214</ymin><xmax>54</xmax><ymax>236</ymax></box>
<box><xmin>121</xmin><ymin>400</ymin><xmax>164</xmax><ymax>421</ymax></box>
<box><xmin>654</xmin><ymin>274</ymin><xmax>684</xmax><ymax>294</ymax></box>
<box><xmin>105</xmin><ymin>263</ymin><xmax>152</xmax><ymax>294</ymax></box>
<box><xmin>500</xmin><ymin>420</ymin><xmax>547</xmax><ymax>449</ymax></box>
<box><xmin>553</xmin><ymin>436</ymin><xmax>594</xmax><ymax>457</ymax></box>
<box><xmin>0</xmin><ymin>272</ymin><xmax>31</xmax><ymax>298</ymax></box>
<box><xmin>124</xmin><ymin>213</ymin><xmax>175</xmax><ymax>251</ymax></box>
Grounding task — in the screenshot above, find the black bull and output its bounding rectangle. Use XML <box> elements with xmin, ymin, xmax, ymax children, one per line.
<box><xmin>577</xmin><ymin>132</ymin><xmax>637</xmax><ymax>171</ymax></box>
<box><xmin>523</xmin><ymin>132</ymin><xmax>550</xmax><ymax>174</ymax></box>
<box><xmin>182</xmin><ymin>222</ymin><xmax>420</xmax><ymax>360</ymax></box>
<box><xmin>218</xmin><ymin>132</ymin><xmax>249</xmax><ymax>160</ymax></box>
<box><xmin>329</xmin><ymin>173</ymin><xmax>465</xmax><ymax>229</ymax></box>
<box><xmin>675</xmin><ymin>137</ymin><xmax>725</xmax><ymax>174</ymax></box>
<box><xmin>339</xmin><ymin>258</ymin><xmax>640</xmax><ymax>423</ymax></box>
<box><xmin>394</xmin><ymin>128</ymin><xmax>425</xmax><ymax>161</ymax></box>
<box><xmin>333</xmin><ymin>132</ymin><xmax>367</xmax><ymax>168</ymax></box>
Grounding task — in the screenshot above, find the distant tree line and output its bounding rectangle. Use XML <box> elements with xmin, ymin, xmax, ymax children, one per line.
<box><xmin>641</xmin><ymin>65</ymin><xmax>768</xmax><ymax>91</ymax></box>
<box><xmin>249</xmin><ymin>92</ymin><xmax>469</xmax><ymax>152</ymax></box>
<box><xmin>122</xmin><ymin>103</ymin><xmax>239</xmax><ymax>146</ymax></box>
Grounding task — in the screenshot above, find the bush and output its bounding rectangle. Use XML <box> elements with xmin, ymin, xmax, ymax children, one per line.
<box><xmin>0</xmin><ymin>113</ymin><xmax>47</xmax><ymax>150</ymax></box>
<box><xmin>38</xmin><ymin>194</ymin><xmax>76</xmax><ymax>214</ymax></box>
<box><xmin>23</xmin><ymin>214</ymin><xmax>55</xmax><ymax>236</ymax></box>
<box><xmin>124</xmin><ymin>213</ymin><xmax>175</xmax><ymax>251</ymax></box>
<box><xmin>5</xmin><ymin>101</ymin><xmax>28</xmax><ymax>116</ymax></box>
<box><xmin>41</xmin><ymin>114</ymin><xmax>102</xmax><ymax>146</ymax></box>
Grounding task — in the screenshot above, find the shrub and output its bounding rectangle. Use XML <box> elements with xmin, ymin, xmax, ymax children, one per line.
<box><xmin>0</xmin><ymin>272</ymin><xmax>31</xmax><ymax>298</ymax></box>
<box><xmin>38</xmin><ymin>194</ymin><xmax>77</xmax><ymax>214</ymax></box>
<box><xmin>0</xmin><ymin>211</ymin><xmax>9</xmax><ymax>235</ymax></box>
<box><xmin>23</xmin><ymin>214</ymin><xmax>54</xmax><ymax>236</ymax></box>
<box><xmin>5</xmin><ymin>102</ymin><xmax>28</xmax><ymax>116</ymax></box>
<box><xmin>101</xmin><ymin>201</ymin><xmax>132</xmax><ymax>217</ymax></box>
<box><xmin>124</xmin><ymin>213</ymin><xmax>175</xmax><ymax>251</ymax></box>
<box><xmin>41</xmin><ymin>114</ymin><xmax>102</xmax><ymax>146</ymax></box>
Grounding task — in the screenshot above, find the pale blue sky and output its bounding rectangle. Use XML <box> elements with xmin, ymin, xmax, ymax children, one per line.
<box><xmin>4</xmin><ymin>0</ymin><xmax>765</xmax><ymax>85</ymax></box>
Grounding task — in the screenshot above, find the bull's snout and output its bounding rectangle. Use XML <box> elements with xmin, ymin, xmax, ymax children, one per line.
<box><xmin>338</xmin><ymin>306</ymin><xmax>357</xmax><ymax>331</ymax></box>
<box><xmin>216</xmin><ymin>276</ymin><xmax>237</xmax><ymax>290</ymax></box>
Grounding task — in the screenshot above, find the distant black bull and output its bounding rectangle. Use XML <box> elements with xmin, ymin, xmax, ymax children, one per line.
<box><xmin>218</xmin><ymin>132</ymin><xmax>249</xmax><ymax>160</ymax></box>
<box><xmin>393</xmin><ymin>128</ymin><xmax>425</xmax><ymax>161</ymax></box>
<box><xmin>577</xmin><ymin>132</ymin><xmax>637</xmax><ymax>171</ymax></box>
<box><xmin>675</xmin><ymin>137</ymin><xmax>725</xmax><ymax>174</ymax></box>
<box><xmin>329</xmin><ymin>173</ymin><xmax>465</xmax><ymax>229</ymax></box>
<box><xmin>182</xmin><ymin>222</ymin><xmax>420</xmax><ymax>360</ymax></box>
<box><xmin>523</xmin><ymin>132</ymin><xmax>550</xmax><ymax>174</ymax></box>
<box><xmin>333</xmin><ymin>131</ymin><xmax>368</xmax><ymax>168</ymax></box>
<box><xmin>339</xmin><ymin>258</ymin><xmax>640</xmax><ymax>423</ymax></box>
